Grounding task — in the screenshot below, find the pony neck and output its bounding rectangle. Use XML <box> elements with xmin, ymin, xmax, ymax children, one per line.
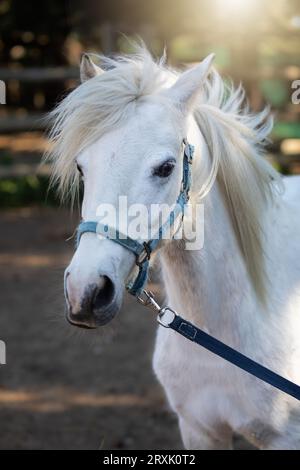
<box><xmin>160</xmin><ymin>136</ymin><xmax>255</xmax><ymax>335</ymax></box>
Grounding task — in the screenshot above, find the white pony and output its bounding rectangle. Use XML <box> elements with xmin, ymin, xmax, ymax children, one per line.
<box><xmin>47</xmin><ymin>46</ymin><xmax>300</xmax><ymax>449</ymax></box>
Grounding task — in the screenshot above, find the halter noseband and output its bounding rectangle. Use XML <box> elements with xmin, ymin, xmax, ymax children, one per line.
<box><xmin>76</xmin><ymin>139</ymin><xmax>194</xmax><ymax>296</ymax></box>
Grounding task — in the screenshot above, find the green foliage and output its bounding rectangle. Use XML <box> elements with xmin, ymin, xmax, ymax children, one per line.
<box><xmin>272</xmin><ymin>122</ymin><xmax>300</xmax><ymax>139</ymax></box>
<box><xmin>0</xmin><ymin>154</ymin><xmax>13</xmax><ymax>166</ymax></box>
<box><xmin>0</xmin><ymin>175</ymin><xmax>59</xmax><ymax>207</ymax></box>
<box><xmin>260</xmin><ymin>79</ymin><xmax>289</xmax><ymax>108</ymax></box>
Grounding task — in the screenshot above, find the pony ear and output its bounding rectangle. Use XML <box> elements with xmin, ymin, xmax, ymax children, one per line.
<box><xmin>80</xmin><ymin>54</ymin><xmax>104</xmax><ymax>82</ymax></box>
<box><xmin>164</xmin><ymin>53</ymin><xmax>215</xmax><ymax>112</ymax></box>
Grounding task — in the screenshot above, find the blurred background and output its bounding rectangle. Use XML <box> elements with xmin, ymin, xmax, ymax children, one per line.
<box><xmin>0</xmin><ymin>0</ymin><xmax>299</xmax><ymax>450</ymax></box>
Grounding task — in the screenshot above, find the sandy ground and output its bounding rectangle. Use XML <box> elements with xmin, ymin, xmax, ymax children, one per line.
<box><xmin>0</xmin><ymin>207</ymin><xmax>182</xmax><ymax>450</ymax></box>
<box><xmin>0</xmin><ymin>206</ymin><xmax>252</xmax><ymax>450</ymax></box>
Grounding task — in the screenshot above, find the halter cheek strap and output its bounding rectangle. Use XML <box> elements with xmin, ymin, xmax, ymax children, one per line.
<box><xmin>76</xmin><ymin>139</ymin><xmax>194</xmax><ymax>296</ymax></box>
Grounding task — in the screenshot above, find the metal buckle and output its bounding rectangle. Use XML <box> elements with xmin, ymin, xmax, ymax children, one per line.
<box><xmin>136</xmin><ymin>242</ymin><xmax>152</xmax><ymax>267</ymax></box>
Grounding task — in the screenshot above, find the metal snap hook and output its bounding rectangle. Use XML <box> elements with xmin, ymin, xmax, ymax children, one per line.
<box><xmin>137</xmin><ymin>290</ymin><xmax>161</xmax><ymax>311</ymax></box>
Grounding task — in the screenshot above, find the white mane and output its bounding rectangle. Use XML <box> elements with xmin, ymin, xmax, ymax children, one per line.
<box><xmin>46</xmin><ymin>45</ymin><xmax>282</xmax><ymax>302</ymax></box>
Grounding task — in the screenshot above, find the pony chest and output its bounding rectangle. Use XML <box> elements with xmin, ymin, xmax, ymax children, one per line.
<box><xmin>153</xmin><ymin>326</ymin><xmax>231</xmax><ymax>410</ymax></box>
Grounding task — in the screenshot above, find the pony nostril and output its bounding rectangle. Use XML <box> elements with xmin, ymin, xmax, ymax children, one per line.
<box><xmin>92</xmin><ymin>276</ymin><xmax>115</xmax><ymax>311</ymax></box>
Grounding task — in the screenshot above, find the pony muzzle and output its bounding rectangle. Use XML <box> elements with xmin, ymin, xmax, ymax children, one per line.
<box><xmin>64</xmin><ymin>272</ymin><xmax>121</xmax><ymax>328</ymax></box>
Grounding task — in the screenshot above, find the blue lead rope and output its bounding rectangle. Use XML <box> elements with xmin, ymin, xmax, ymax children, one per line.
<box><xmin>169</xmin><ymin>314</ymin><xmax>300</xmax><ymax>401</ymax></box>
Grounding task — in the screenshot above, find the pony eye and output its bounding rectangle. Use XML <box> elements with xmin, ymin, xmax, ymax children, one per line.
<box><xmin>153</xmin><ymin>159</ymin><xmax>175</xmax><ymax>178</ymax></box>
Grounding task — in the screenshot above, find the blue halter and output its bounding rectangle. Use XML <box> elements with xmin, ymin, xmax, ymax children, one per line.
<box><xmin>76</xmin><ymin>139</ymin><xmax>194</xmax><ymax>296</ymax></box>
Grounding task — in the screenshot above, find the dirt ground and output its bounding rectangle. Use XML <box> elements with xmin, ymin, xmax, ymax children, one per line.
<box><xmin>0</xmin><ymin>206</ymin><xmax>252</xmax><ymax>450</ymax></box>
<box><xmin>0</xmin><ymin>206</ymin><xmax>183</xmax><ymax>450</ymax></box>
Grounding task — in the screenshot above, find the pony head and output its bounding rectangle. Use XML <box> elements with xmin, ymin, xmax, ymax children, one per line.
<box><xmin>47</xmin><ymin>45</ymin><xmax>279</xmax><ymax>328</ymax></box>
<box><xmin>48</xmin><ymin>48</ymin><xmax>214</xmax><ymax>328</ymax></box>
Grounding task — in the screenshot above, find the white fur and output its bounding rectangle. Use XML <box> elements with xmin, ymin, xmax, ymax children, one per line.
<box><xmin>47</xmin><ymin>46</ymin><xmax>300</xmax><ymax>449</ymax></box>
